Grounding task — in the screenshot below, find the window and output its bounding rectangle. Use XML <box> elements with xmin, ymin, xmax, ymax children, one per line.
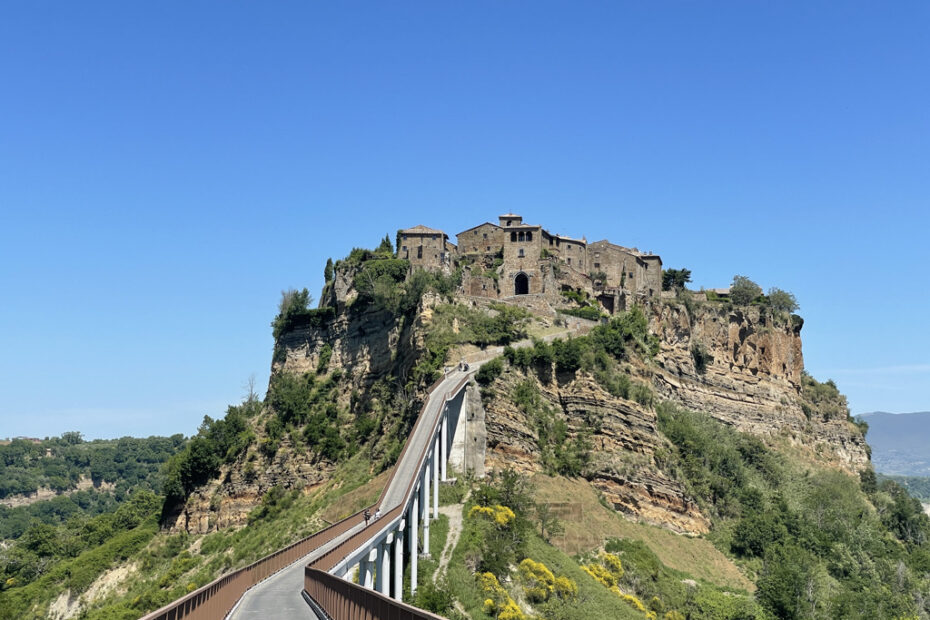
<box><xmin>518</xmin><ymin>231</ymin><xmax>525</xmax><ymax>242</ymax></box>
<box><xmin>402</xmin><ymin>234</ymin><xmax>408</xmax><ymax>240</ymax></box>
<box><xmin>486</xmin><ymin>246</ymin><xmax>491</xmax><ymax>251</ymax></box>
<box><xmin>594</xmin><ymin>262</ymin><xmax>600</xmax><ymax>269</ymax></box>
<box><xmin>432</xmin><ymin>235</ymin><xmax>437</xmax><ymax>240</ymax></box>
<box><xmin>567</xmin><ymin>244</ymin><xmax>572</xmax><ymax>251</ymax></box>
<box><xmin>518</xmin><ymin>248</ymin><xmax>525</xmax><ymax>257</ymax></box>
<box><xmin>629</xmin><ymin>272</ymin><xmax>633</xmax><ymax>278</ymax></box>
<box><xmin>483</xmin><ymin>233</ymin><xmax>488</xmax><ymax>239</ymax></box>
<box><xmin>526</xmin><ymin>231</ymin><xmax>533</xmax><ymax>241</ymax></box>
<box><xmin>402</xmin><ymin>245</ymin><xmax>407</xmax><ymax>251</ymax></box>
<box><xmin>510</xmin><ymin>231</ymin><xmax>517</xmax><ymax>242</ymax></box>
<box><xmin>417</xmin><ymin>246</ymin><xmax>423</xmax><ymax>259</ymax></box>
<box><xmin>507</xmin><ymin>220</ymin><xmax>512</xmax><ymax>226</ymax></box>
<box><xmin>567</xmin><ymin>257</ymin><xmax>572</xmax><ymax>264</ymax></box>
<box><xmin>474</xmin><ymin>230</ymin><xmax>478</xmax><ymax>235</ymax></box>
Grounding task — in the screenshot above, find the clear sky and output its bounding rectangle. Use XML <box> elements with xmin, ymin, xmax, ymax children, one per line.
<box><xmin>1</xmin><ymin>2</ymin><xmax>927</xmax><ymax>439</ymax></box>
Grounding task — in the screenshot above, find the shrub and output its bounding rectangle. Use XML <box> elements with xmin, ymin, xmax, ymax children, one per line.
<box><xmin>729</xmin><ymin>275</ymin><xmax>762</xmax><ymax>306</ymax></box>
<box><xmin>690</xmin><ymin>343</ymin><xmax>712</xmax><ymax>374</ymax></box>
<box><xmin>476</xmin><ymin>357</ymin><xmax>504</xmax><ymax>385</ymax></box>
<box><xmin>766</xmin><ymin>287</ymin><xmax>799</xmax><ymax>313</ymax></box>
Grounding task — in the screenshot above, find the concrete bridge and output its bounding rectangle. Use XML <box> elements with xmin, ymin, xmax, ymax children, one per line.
<box><xmin>141</xmin><ymin>368</ymin><xmax>474</xmax><ymax>620</ymax></box>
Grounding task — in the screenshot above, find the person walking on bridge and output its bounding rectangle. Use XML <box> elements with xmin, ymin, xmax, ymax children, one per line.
<box><xmin>364</xmin><ymin>509</ymin><xmax>370</xmax><ymax>526</ymax></box>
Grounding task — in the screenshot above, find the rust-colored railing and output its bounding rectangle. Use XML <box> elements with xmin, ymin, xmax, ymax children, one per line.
<box><xmin>140</xmin><ymin>373</ymin><xmax>469</xmax><ymax>620</ymax></box>
<box><xmin>304</xmin><ymin>568</ymin><xmax>445</xmax><ymax>620</ymax></box>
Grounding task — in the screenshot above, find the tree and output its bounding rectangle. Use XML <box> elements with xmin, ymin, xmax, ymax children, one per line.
<box><xmin>323</xmin><ymin>258</ymin><xmax>334</xmax><ymax>283</ymax></box>
<box><xmin>729</xmin><ymin>275</ymin><xmax>762</xmax><ymax>306</ymax></box>
<box><xmin>535</xmin><ymin>502</ymin><xmax>564</xmax><ymax>542</ymax></box>
<box><xmin>767</xmin><ymin>287</ymin><xmax>799</xmax><ymax>313</ymax></box>
<box><xmin>377</xmin><ymin>234</ymin><xmax>393</xmax><ymax>255</ymax></box>
<box><xmin>662</xmin><ymin>268</ymin><xmax>692</xmax><ymax>291</ymax></box>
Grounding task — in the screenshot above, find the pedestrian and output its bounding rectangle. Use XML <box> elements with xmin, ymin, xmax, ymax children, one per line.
<box><xmin>375</xmin><ymin>508</ymin><xmax>381</xmax><ymax>520</ymax></box>
<box><xmin>364</xmin><ymin>509</ymin><xmax>370</xmax><ymax>525</ymax></box>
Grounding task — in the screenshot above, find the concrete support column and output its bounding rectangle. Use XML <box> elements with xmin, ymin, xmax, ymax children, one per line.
<box><xmin>433</xmin><ymin>436</ymin><xmax>440</xmax><ymax>519</ymax></box>
<box><xmin>422</xmin><ymin>464</ymin><xmax>430</xmax><ymax>556</ymax></box>
<box><xmin>393</xmin><ymin>528</ymin><xmax>403</xmax><ymax>601</ymax></box>
<box><xmin>364</xmin><ymin>547</ymin><xmax>377</xmax><ymax>589</ymax></box>
<box><xmin>373</xmin><ymin>544</ymin><xmax>383</xmax><ymax>592</ymax></box>
<box><xmin>409</xmin><ymin>496</ymin><xmax>419</xmax><ymax>595</ymax></box>
<box><xmin>441</xmin><ymin>412</ymin><xmax>448</xmax><ymax>481</ymax></box>
<box><xmin>380</xmin><ymin>535</ymin><xmax>392</xmax><ymax>596</ymax></box>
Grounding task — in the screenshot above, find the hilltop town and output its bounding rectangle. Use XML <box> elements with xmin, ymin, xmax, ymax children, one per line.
<box><xmin>398</xmin><ymin>213</ymin><xmax>663</xmax><ymax>315</ymax></box>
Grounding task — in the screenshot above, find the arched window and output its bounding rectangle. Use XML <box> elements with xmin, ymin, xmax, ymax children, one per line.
<box><xmin>510</xmin><ymin>231</ymin><xmax>517</xmax><ymax>242</ymax></box>
<box><xmin>514</xmin><ymin>272</ymin><xmax>529</xmax><ymax>295</ymax></box>
<box><xmin>526</xmin><ymin>231</ymin><xmax>533</xmax><ymax>241</ymax></box>
<box><xmin>518</xmin><ymin>231</ymin><xmax>525</xmax><ymax>242</ymax></box>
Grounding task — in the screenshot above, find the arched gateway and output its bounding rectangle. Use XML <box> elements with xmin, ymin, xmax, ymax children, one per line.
<box><xmin>514</xmin><ymin>272</ymin><xmax>529</xmax><ymax>295</ymax></box>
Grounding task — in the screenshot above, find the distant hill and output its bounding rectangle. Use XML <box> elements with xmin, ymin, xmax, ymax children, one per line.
<box><xmin>859</xmin><ymin>411</ymin><xmax>930</xmax><ymax>476</ymax></box>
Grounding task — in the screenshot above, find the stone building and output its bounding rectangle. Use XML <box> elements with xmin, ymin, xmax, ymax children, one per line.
<box><xmin>456</xmin><ymin>222</ymin><xmax>505</xmax><ymax>255</ymax></box>
<box><xmin>399</xmin><ymin>213</ymin><xmax>662</xmax><ymax>309</ymax></box>
<box><xmin>397</xmin><ymin>225</ymin><xmax>454</xmax><ymax>271</ymax></box>
<box><xmin>587</xmin><ymin>240</ymin><xmax>662</xmax><ymax>297</ymax></box>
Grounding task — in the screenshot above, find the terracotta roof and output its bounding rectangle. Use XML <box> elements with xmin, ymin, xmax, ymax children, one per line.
<box><xmin>400</xmin><ymin>224</ymin><xmax>446</xmax><ymax>236</ymax></box>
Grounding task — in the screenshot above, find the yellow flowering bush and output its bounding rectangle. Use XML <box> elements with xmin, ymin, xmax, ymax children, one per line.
<box><xmin>479</xmin><ymin>571</ymin><xmax>526</xmax><ymax>619</ymax></box>
<box><xmin>497</xmin><ymin>600</ymin><xmax>527</xmax><ymax>620</ymax></box>
<box><xmin>582</xmin><ymin>562</ymin><xmax>617</xmax><ymax>588</ymax></box>
<box><xmin>553</xmin><ymin>575</ymin><xmax>578</xmax><ymax>600</ymax></box>
<box><xmin>470</xmin><ymin>503</ymin><xmax>516</xmax><ymax>527</ymax></box>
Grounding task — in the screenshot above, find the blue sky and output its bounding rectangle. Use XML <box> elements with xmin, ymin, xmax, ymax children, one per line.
<box><xmin>1</xmin><ymin>2</ymin><xmax>927</xmax><ymax>439</ymax></box>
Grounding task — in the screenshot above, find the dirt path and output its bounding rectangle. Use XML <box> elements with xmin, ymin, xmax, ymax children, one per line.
<box><xmin>434</xmin><ymin>504</ymin><xmax>464</xmax><ymax>583</ymax></box>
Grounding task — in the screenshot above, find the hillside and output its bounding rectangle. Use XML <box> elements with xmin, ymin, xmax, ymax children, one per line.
<box><xmin>859</xmin><ymin>411</ymin><xmax>930</xmax><ymax>476</ymax></box>
<box><xmin>3</xmin><ymin>236</ymin><xmax>930</xmax><ymax>619</ymax></box>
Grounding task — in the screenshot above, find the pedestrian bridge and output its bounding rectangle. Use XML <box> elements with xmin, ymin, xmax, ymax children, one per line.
<box><xmin>142</xmin><ymin>368</ymin><xmax>473</xmax><ymax>620</ymax></box>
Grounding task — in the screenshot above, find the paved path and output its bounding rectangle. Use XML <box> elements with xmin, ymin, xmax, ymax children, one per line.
<box><xmin>229</xmin><ymin>369</ymin><xmax>470</xmax><ymax>620</ymax></box>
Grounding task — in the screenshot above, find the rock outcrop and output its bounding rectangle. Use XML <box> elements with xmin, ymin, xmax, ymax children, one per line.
<box><xmin>482</xmin><ymin>370</ymin><xmax>710</xmax><ymax>534</ymax></box>
<box><xmin>647</xmin><ymin>301</ymin><xmax>868</xmax><ymax>472</ymax></box>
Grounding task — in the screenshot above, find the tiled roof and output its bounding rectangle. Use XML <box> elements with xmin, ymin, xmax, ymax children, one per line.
<box><xmin>400</xmin><ymin>224</ymin><xmax>446</xmax><ymax>236</ymax></box>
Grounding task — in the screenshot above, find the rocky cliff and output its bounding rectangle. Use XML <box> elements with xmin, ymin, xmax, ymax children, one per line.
<box><xmin>168</xmin><ymin>266</ymin><xmax>439</xmax><ymax>535</ymax></box>
<box><xmin>648</xmin><ymin>301</ymin><xmax>868</xmax><ymax>471</ymax></box>
<box><xmin>481</xmin><ymin>370</ymin><xmax>710</xmax><ymax>534</ymax></box>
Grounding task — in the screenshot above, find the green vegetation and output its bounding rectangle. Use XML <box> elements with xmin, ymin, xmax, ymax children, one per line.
<box><xmin>657</xmin><ymin>402</ymin><xmax>930</xmax><ymax>619</ymax></box>
<box><xmin>880</xmin><ymin>474</ymin><xmax>930</xmax><ymax>502</ymax></box>
<box><xmin>0</xmin><ymin>434</ymin><xmax>184</xmax><ymax>501</ymax></box>
<box><xmin>662</xmin><ymin>268</ymin><xmax>692</xmax><ymax>291</ymax></box>
<box><xmin>729</xmin><ymin>275</ymin><xmax>762</xmax><ymax>306</ymax></box>
<box><xmin>766</xmin><ymin>287</ymin><xmax>799</xmax><ymax>313</ymax></box>
<box><xmin>511</xmin><ymin>379</ymin><xmax>591</xmax><ymax>476</ymax></box>
<box><xmin>0</xmin><ymin>490</ymin><xmax>162</xmax><ymax>620</ymax></box>
<box><xmin>501</xmin><ymin>308</ymin><xmax>657</xmax><ymax>406</ymax></box>
<box><xmin>558</xmin><ymin>289</ymin><xmax>603</xmax><ymax>321</ymax></box>
<box><xmin>799</xmin><ymin>372</ymin><xmax>851</xmax><ymax>423</ymax></box>
<box><xmin>558</xmin><ymin>305</ymin><xmax>602</xmax><ymax>321</ymax></box>
<box><xmin>161</xmin><ymin>398</ymin><xmax>258</xmax><ymax>511</ymax></box>
<box><xmin>690</xmin><ymin>343</ymin><xmax>712</xmax><ymax>374</ymax></box>
<box><xmin>476</xmin><ymin>357</ymin><xmax>504</xmax><ymax>385</ymax></box>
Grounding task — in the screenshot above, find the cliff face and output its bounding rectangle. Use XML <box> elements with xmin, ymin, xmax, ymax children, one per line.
<box><xmin>481</xmin><ymin>370</ymin><xmax>710</xmax><ymax>535</ymax></box>
<box><xmin>648</xmin><ymin>302</ymin><xmax>868</xmax><ymax>471</ymax></box>
<box><xmin>169</xmin><ymin>269</ymin><xmax>437</xmax><ymax>535</ymax></box>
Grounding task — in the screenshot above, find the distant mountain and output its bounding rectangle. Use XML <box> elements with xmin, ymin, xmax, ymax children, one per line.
<box><xmin>859</xmin><ymin>411</ymin><xmax>930</xmax><ymax>476</ymax></box>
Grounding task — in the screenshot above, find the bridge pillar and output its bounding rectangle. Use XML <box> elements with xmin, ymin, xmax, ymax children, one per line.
<box><xmin>433</xmin><ymin>436</ymin><xmax>440</xmax><ymax>519</ymax></box>
<box><xmin>363</xmin><ymin>547</ymin><xmax>378</xmax><ymax>589</ymax></box>
<box><xmin>409</xmin><ymin>495</ymin><xmax>419</xmax><ymax>595</ymax></box>
<box><xmin>441</xmin><ymin>412</ymin><xmax>448</xmax><ymax>481</ymax></box>
<box><xmin>422</xmin><ymin>463</ymin><xmax>430</xmax><ymax>556</ymax></box>
<box><xmin>380</xmin><ymin>534</ymin><xmax>392</xmax><ymax>596</ymax></box>
<box><xmin>393</xmin><ymin>527</ymin><xmax>403</xmax><ymax>600</ymax></box>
